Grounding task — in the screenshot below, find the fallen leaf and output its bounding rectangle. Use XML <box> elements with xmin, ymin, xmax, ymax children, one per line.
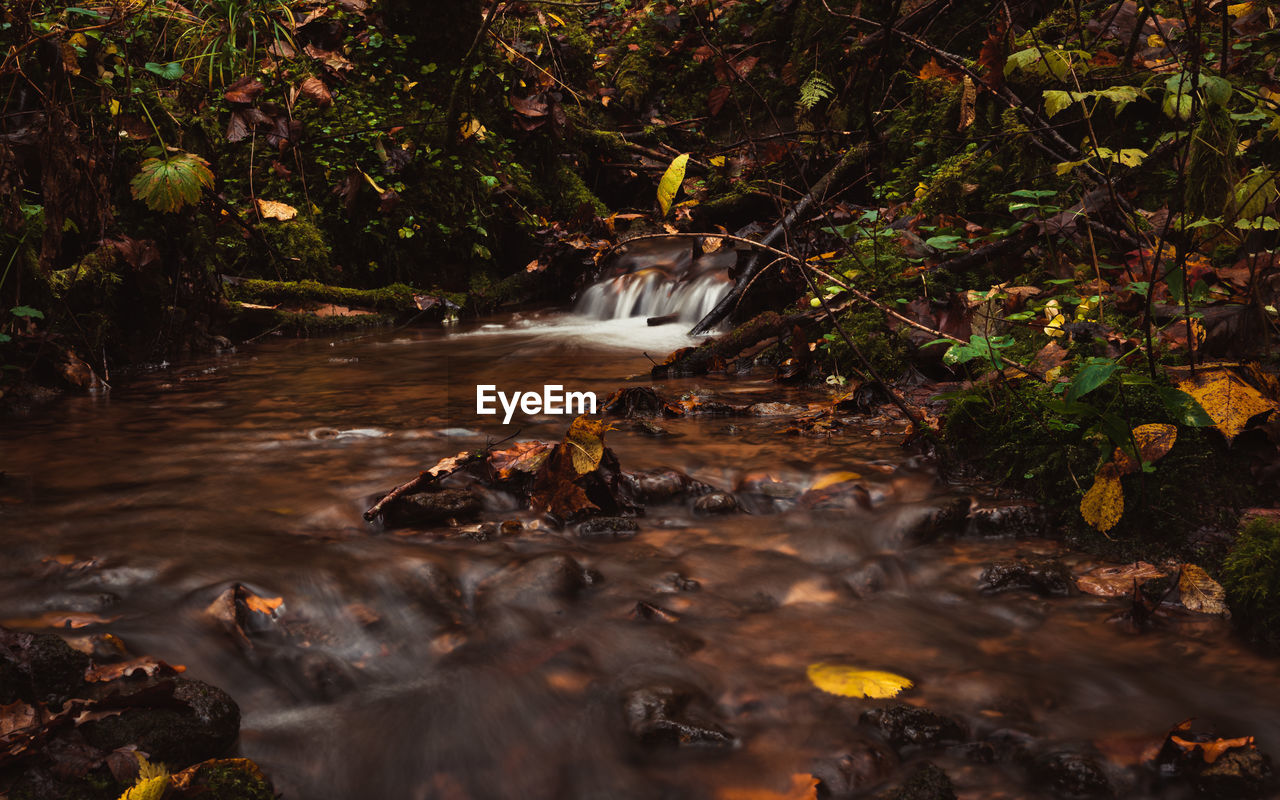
<box><xmin>1080</xmin><ymin>463</ymin><xmax>1124</xmax><ymax>532</ymax></box>
<box><xmin>487</xmin><ymin>440</ymin><xmax>554</xmax><ymax>480</ymax></box>
<box><xmin>223</xmin><ymin>76</ymin><xmax>265</xmax><ymax>104</ymax></box>
<box><xmin>255</xmin><ymin>199</ymin><xmax>298</xmax><ymax>221</ymax></box>
<box><xmin>1113</xmin><ymin>423</ymin><xmax>1178</xmax><ymax>475</ymax></box>
<box><xmin>806</xmin><ymin>663</ymin><xmax>913</xmax><ymax>699</ymax></box>
<box><xmin>1076</xmin><ymin>561</ymin><xmax>1167</xmax><ymax>597</ymax></box>
<box><xmin>298</xmin><ymin>76</ymin><xmax>332</xmax><ymax>106</ymax></box>
<box><xmin>565</xmin><ymin>415</ymin><xmax>613</xmax><ymax>475</ymax></box>
<box><xmin>1170</xmin><ymin>734</ymin><xmax>1254</xmax><ymax>764</ymax></box>
<box><xmin>1176</xmin><ymin>368</ymin><xmax>1276</xmax><ymax>443</ymax></box>
<box><xmin>1178</xmin><ymin>564</ymin><xmax>1229</xmax><ymax>615</ymax></box>
<box><xmin>809</xmin><ymin>472</ymin><xmax>863</xmax><ymax>491</ymax></box>
<box><xmin>717</xmin><ymin>773</ymin><xmax>819</xmax><ymax>800</ymax></box>
<box><xmin>84</xmin><ymin>657</ymin><xmax>183</xmax><ymax>683</ymax></box>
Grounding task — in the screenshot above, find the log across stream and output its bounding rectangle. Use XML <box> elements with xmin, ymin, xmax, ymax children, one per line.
<box><xmin>2</xmin><ymin>313</ymin><xmax>1279</xmax><ymax>799</ymax></box>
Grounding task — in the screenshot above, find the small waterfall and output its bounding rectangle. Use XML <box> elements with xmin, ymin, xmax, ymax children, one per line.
<box><xmin>575</xmin><ymin>238</ymin><xmax>733</xmax><ymax>325</ymax></box>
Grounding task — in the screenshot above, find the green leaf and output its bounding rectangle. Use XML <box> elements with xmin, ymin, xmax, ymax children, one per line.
<box><xmin>1157</xmin><ymin>387</ymin><xmax>1215</xmax><ymax>427</ymax></box>
<box><xmin>144</xmin><ymin>61</ymin><xmax>184</xmax><ymax>81</ymax></box>
<box><xmin>0</xmin><ymin>333</ymin><xmax>11</xmax><ymax>344</ymax></box>
<box><xmin>1043</xmin><ymin>89</ymin><xmax>1075</xmax><ymax>119</ymax></box>
<box><xmin>130</xmin><ymin>153</ymin><xmax>214</xmax><ymax>213</ymax></box>
<box><xmin>1200</xmin><ymin>75</ymin><xmax>1232</xmax><ymax>108</ymax></box>
<box><xmin>925</xmin><ymin>234</ymin><xmax>963</xmax><ymax>251</ymax></box>
<box><xmin>656</xmin><ymin>153</ymin><xmax>689</xmax><ymax>217</ymax></box>
<box><xmin>1066</xmin><ymin>362</ymin><xmax>1120</xmax><ymax>404</ymax></box>
<box><xmin>10</xmin><ymin>305</ymin><xmax>43</xmax><ymax>319</ymax></box>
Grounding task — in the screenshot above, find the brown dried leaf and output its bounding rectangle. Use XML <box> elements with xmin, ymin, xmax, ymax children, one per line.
<box><xmin>1170</xmin><ymin>735</ymin><xmax>1254</xmax><ymax>764</ymax></box>
<box><xmin>488</xmin><ymin>440</ymin><xmax>554</xmax><ymax>480</ymax></box>
<box><xmin>565</xmin><ymin>415</ymin><xmax>613</xmax><ymax>475</ymax></box>
<box><xmin>1178</xmin><ymin>564</ymin><xmax>1229</xmax><ymax>615</ymax></box>
<box><xmin>255</xmin><ymin>198</ymin><xmax>298</xmax><ymax>221</ymax></box>
<box><xmin>299</xmin><ymin>76</ymin><xmax>332</xmax><ymax>106</ymax></box>
<box><xmin>84</xmin><ymin>657</ymin><xmax>183</xmax><ymax>683</ymax></box>
<box><xmin>223</xmin><ymin>76</ymin><xmax>265</xmax><ymax>104</ymax></box>
<box><xmin>958</xmin><ymin>75</ymin><xmax>977</xmax><ymax>131</ymax></box>
<box><xmin>1076</xmin><ymin>561</ymin><xmax>1167</xmax><ymax>597</ymax></box>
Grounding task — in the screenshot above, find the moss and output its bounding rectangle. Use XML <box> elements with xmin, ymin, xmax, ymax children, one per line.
<box><xmin>825</xmin><ymin>308</ymin><xmax>909</xmax><ymax>379</ymax></box>
<box><xmin>225</xmin><ymin>279</ymin><xmax>423</xmax><ymax>311</ymax></box>
<box><xmin>183</xmin><ymin>761</ymin><xmax>276</xmax><ymax>800</ymax></box>
<box><xmin>615</xmin><ymin>51</ymin><xmax>652</xmax><ymax>107</ymax></box>
<box><xmin>551</xmin><ymin>162</ymin><xmax>609</xmax><ymax>218</ymax></box>
<box><xmin>260</xmin><ymin>218</ymin><xmax>333</xmax><ymax>282</ymax></box>
<box><xmin>1222</xmin><ymin>518</ymin><xmax>1280</xmax><ymax>646</ymax></box>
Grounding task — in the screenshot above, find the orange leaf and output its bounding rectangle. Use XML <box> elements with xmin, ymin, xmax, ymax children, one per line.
<box><xmin>717</xmin><ymin>774</ymin><xmax>819</xmax><ymax>800</ymax></box>
<box><xmin>917</xmin><ymin>58</ymin><xmax>959</xmax><ymax>83</ymax></box>
<box><xmin>1113</xmin><ymin>423</ymin><xmax>1178</xmax><ymax>475</ymax></box>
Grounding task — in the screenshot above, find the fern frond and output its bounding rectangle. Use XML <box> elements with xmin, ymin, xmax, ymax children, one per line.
<box><xmin>797</xmin><ymin>72</ymin><xmax>835</xmax><ymax>111</ymax></box>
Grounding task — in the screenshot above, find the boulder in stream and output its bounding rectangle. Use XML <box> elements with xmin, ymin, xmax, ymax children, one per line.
<box><xmin>382</xmin><ymin>488</ymin><xmax>482</xmax><ymax>527</ymax></box>
<box><xmin>1031</xmin><ymin>750</ymin><xmax>1113</xmax><ymax>798</ymax></box>
<box><xmin>622</xmin><ymin>683</ymin><xmax>736</xmax><ymax>750</ymax></box>
<box><xmin>860</xmin><ymin>705</ymin><xmax>967</xmax><ymax>750</ymax></box>
<box><xmin>875</xmin><ymin>763</ymin><xmax>958</xmax><ymax>800</ymax></box>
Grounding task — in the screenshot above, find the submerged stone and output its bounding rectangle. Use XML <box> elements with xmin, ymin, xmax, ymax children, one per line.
<box><xmin>876</xmin><ymin>763</ymin><xmax>958</xmax><ymax>800</ymax></box>
<box><xmin>1031</xmin><ymin>751</ymin><xmax>1113</xmax><ymax>798</ymax></box>
<box><xmin>382</xmin><ymin>488</ymin><xmax>481</xmax><ymax>527</ymax></box>
<box><xmin>979</xmin><ymin>559</ymin><xmax>1075</xmax><ymax>597</ymax></box>
<box><xmin>860</xmin><ymin>705</ymin><xmax>967</xmax><ymax>750</ymax></box>
<box><xmin>622</xmin><ymin>683</ymin><xmax>736</xmax><ymax>750</ymax></box>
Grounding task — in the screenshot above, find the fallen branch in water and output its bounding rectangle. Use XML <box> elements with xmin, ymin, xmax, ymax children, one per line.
<box><xmin>363</xmin><ymin>450</ymin><xmax>482</xmax><ymax>521</ymax></box>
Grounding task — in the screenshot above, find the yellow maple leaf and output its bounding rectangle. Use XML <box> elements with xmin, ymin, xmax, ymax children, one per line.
<box><xmin>806</xmin><ymin>663</ymin><xmax>913</xmax><ymax>699</ymax></box>
<box><xmin>810</xmin><ymin>471</ymin><xmax>862</xmax><ymax>491</ymax></box>
<box><xmin>1179</xmin><ymin>564</ymin><xmax>1230</xmax><ymax>616</ymax></box>
<box><xmin>1080</xmin><ymin>464</ymin><xmax>1123</xmax><ymax>533</ymax></box>
<box><xmin>1176</xmin><ymin>369</ymin><xmax>1276</xmax><ymax>443</ymax></box>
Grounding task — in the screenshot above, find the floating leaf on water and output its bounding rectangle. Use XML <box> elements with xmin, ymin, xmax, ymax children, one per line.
<box><xmin>809</xmin><ymin>472</ymin><xmax>862</xmax><ymax>491</ymax></box>
<box><xmin>1178</xmin><ymin>564</ymin><xmax>1229</xmax><ymax>616</ymax></box>
<box><xmin>657</xmin><ymin>153</ymin><xmax>689</xmax><ymax>217</ymax></box>
<box><xmin>806</xmin><ymin>663</ymin><xmax>913</xmax><ymax>699</ymax></box>
<box><xmin>1113</xmin><ymin>423</ymin><xmax>1178</xmax><ymax>475</ymax></box>
<box><xmin>1176</xmin><ymin>368</ymin><xmax>1276</xmax><ymax>443</ymax></box>
<box><xmin>1080</xmin><ymin>463</ymin><xmax>1123</xmax><ymax>533</ymax></box>
<box><xmin>1170</xmin><ymin>734</ymin><xmax>1255</xmax><ymax>764</ymax></box>
<box><xmin>717</xmin><ymin>773</ymin><xmax>819</xmax><ymax>800</ymax></box>
<box><xmin>1076</xmin><ymin>561</ymin><xmax>1167</xmax><ymax>597</ymax></box>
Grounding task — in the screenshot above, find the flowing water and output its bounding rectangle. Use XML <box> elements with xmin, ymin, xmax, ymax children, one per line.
<box><xmin>2</xmin><ymin>251</ymin><xmax>1280</xmax><ymax>799</ymax></box>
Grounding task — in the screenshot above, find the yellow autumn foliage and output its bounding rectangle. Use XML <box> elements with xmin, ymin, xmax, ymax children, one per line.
<box><xmin>1080</xmin><ymin>465</ymin><xmax>1123</xmax><ymax>533</ymax></box>
<box><xmin>806</xmin><ymin>664</ymin><xmax>913</xmax><ymax>699</ymax></box>
<box><xmin>1176</xmin><ymin>369</ymin><xmax>1276</xmax><ymax>443</ymax></box>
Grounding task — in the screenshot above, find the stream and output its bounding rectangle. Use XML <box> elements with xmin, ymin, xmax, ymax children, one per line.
<box><xmin>2</xmin><ymin>251</ymin><xmax>1280</xmax><ymax>799</ymax></box>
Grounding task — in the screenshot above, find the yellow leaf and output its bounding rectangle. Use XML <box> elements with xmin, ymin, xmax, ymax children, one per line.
<box><xmin>1226</xmin><ymin>2</ymin><xmax>1253</xmax><ymax>16</ymax></box>
<box><xmin>135</xmin><ymin>752</ymin><xmax>168</xmax><ymax>782</ymax></box>
<box><xmin>657</xmin><ymin>153</ymin><xmax>690</xmax><ymax>217</ymax></box>
<box><xmin>565</xmin><ymin>415</ymin><xmax>613</xmax><ymax>475</ymax></box>
<box><xmin>1176</xmin><ymin>369</ymin><xmax>1276</xmax><ymax>443</ymax></box>
<box><xmin>1080</xmin><ymin>464</ymin><xmax>1123</xmax><ymax>532</ymax></box>
<box><xmin>1148</xmin><ymin>33</ymin><xmax>1165</xmax><ymax>48</ymax></box>
<box><xmin>118</xmin><ymin>775</ymin><xmax>168</xmax><ymax>800</ymax></box>
<box><xmin>1113</xmin><ymin>423</ymin><xmax>1178</xmax><ymax>475</ymax></box>
<box><xmin>109</xmin><ymin>99</ymin><xmax>121</xmax><ymax>116</ymax></box>
<box><xmin>709</xmin><ymin>156</ymin><xmax>726</xmax><ymax>167</ymax></box>
<box><xmin>1179</xmin><ymin>564</ymin><xmax>1229</xmax><ymax>616</ymax></box>
<box><xmin>806</xmin><ymin>663</ymin><xmax>913</xmax><ymax>699</ymax></box>
<box><xmin>810</xmin><ymin>472</ymin><xmax>862</xmax><ymax>491</ymax></box>
<box><xmin>255</xmin><ymin>199</ymin><xmax>298</xmax><ymax>221</ymax></box>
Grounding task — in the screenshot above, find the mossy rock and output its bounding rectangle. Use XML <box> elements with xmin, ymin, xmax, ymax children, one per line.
<box><xmin>1222</xmin><ymin>518</ymin><xmax>1280</xmax><ymax>646</ymax></box>
<box><xmin>78</xmin><ymin>679</ymin><xmax>240</xmax><ymax>768</ymax></box>
<box><xmin>225</xmin><ymin>279</ymin><xmax>423</xmax><ymax>312</ymax></box>
<box><xmin>260</xmin><ymin>218</ymin><xmax>334</xmax><ymax>282</ymax></box>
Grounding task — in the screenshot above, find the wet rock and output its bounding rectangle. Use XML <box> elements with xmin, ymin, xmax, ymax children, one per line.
<box><xmin>860</xmin><ymin>705</ymin><xmax>966</xmax><ymax>750</ymax></box>
<box><xmin>979</xmin><ymin>559</ymin><xmax>1075</xmax><ymax>597</ymax></box>
<box><xmin>80</xmin><ymin>678</ymin><xmax>240</xmax><ymax>768</ymax></box>
<box><xmin>904</xmin><ymin>498</ymin><xmax>971</xmax><ymax>543</ymax></box>
<box><xmin>0</xmin><ymin>629</ymin><xmax>91</xmax><ymax>706</ymax></box>
<box><xmin>693</xmin><ymin>491</ymin><xmax>739</xmax><ymax>515</ymax></box>
<box><xmin>499</xmin><ymin>519</ymin><xmax>524</xmax><ymax>536</ymax></box>
<box><xmin>382</xmin><ymin>488</ymin><xmax>481</xmax><ymax>527</ymax></box>
<box><xmin>1192</xmin><ymin>748</ymin><xmax>1274</xmax><ymax>799</ymax></box>
<box><xmin>1031</xmin><ymin>751</ymin><xmax>1112</xmax><ymax>798</ymax></box>
<box><xmin>876</xmin><ymin>763</ymin><xmax>957</xmax><ymax>800</ymax></box>
<box><xmin>578</xmin><ymin>516</ymin><xmax>640</xmax><ymax>539</ymax></box>
<box><xmin>966</xmin><ymin>500</ymin><xmax>1047</xmax><ymax>538</ymax></box>
<box><xmin>396</xmin><ymin>560</ymin><xmax>465</xmax><ymax>624</ymax></box>
<box><xmin>660</xmin><ymin>572</ymin><xmax>700</xmax><ymax>592</ymax></box>
<box><xmin>623</xmin><ymin>468</ymin><xmax>711</xmax><ymax>504</ymax></box>
<box><xmin>811</xmin><ymin>740</ymin><xmax>899</xmax><ymax>797</ymax></box>
<box><xmin>481</xmin><ymin>554</ymin><xmax>591</xmax><ymax>612</ymax></box>
<box><xmin>622</xmin><ymin>683</ymin><xmax>735</xmax><ymax>750</ymax></box>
